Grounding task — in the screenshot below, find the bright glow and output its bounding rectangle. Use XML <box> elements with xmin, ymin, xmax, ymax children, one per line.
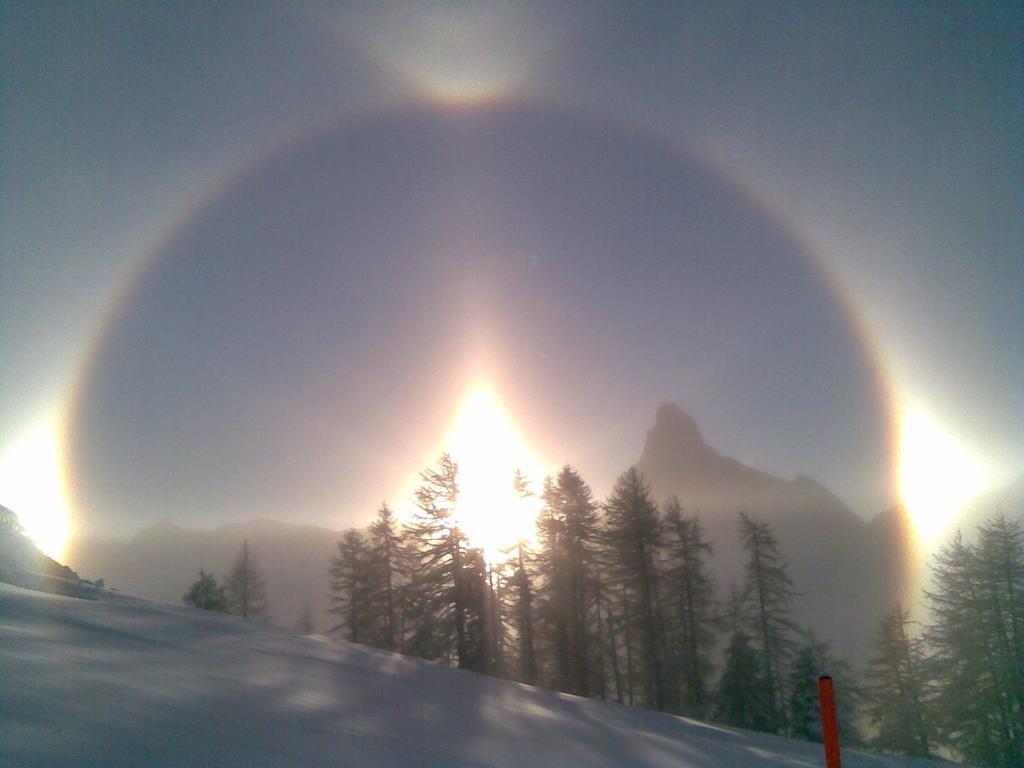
<box><xmin>0</xmin><ymin>419</ymin><xmax>71</xmax><ymax>561</ymax></box>
<box><xmin>445</xmin><ymin>383</ymin><xmax>544</xmax><ymax>562</ymax></box>
<box><xmin>899</xmin><ymin>404</ymin><xmax>986</xmax><ymax>547</ymax></box>
<box><xmin>341</xmin><ymin>5</ymin><xmax>554</xmax><ymax>105</ymax></box>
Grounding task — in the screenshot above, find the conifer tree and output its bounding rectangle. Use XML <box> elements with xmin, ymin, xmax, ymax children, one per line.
<box><xmin>662</xmin><ymin>499</ymin><xmax>717</xmax><ymax>715</ymax></box>
<box><xmin>602</xmin><ymin>467</ymin><xmax>666</xmax><ymax>709</ymax></box>
<box><xmin>864</xmin><ymin>605</ymin><xmax>931</xmax><ymax>757</ymax></box>
<box><xmin>787</xmin><ymin>644</ymin><xmax>821</xmax><ymax>741</ymax></box>
<box><xmin>587</xmin><ymin>545</ymin><xmax>625</xmax><ymax>703</ymax></box>
<box><xmin>716</xmin><ymin>628</ymin><xmax>763</xmax><ymax>729</ymax></box>
<box><xmin>460</xmin><ymin>546</ymin><xmax>494</xmax><ymax>673</ymax></box>
<box><xmin>976</xmin><ymin>512</ymin><xmax>1024</xmax><ymax>735</ymax></box>
<box><xmin>786</xmin><ymin>632</ymin><xmax>861</xmax><ymax>745</ymax></box>
<box><xmin>403</xmin><ymin>454</ymin><xmax>482</xmax><ymax>669</ymax></box>
<box><xmin>618</xmin><ymin>582</ymin><xmax>637</xmax><ymax>704</ymax></box>
<box><xmin>603</xmin><ymin>605</ymin><xmax>623</xmax><ymax>701</ymax></box>
<box><xmin>368</xmin><ymin>503</ymin><xmax>401</xmax><ymax>650</ymax></box>
<box><xmin>926</xmin><ymin>515</ymin><xmax>1024</xmax><ymax>767</ymax></box>
<box><xmin>225</xmin><ymin>539</ymin><xmax>269</xmax><ymax>620</ymax></box>
<box><xmin>506</xmin><ymin>468</ymin><xmax>538</xmax><ymax>684</ymax></box>
<box><xmin>737</xmin><ymin>512</ymin><xmax>798</xmax><ymax>734</ymax></box>
<box><xmin>536</xmin><ymin>466</ymin><xmax>602</xmax><ymax>696</ymax></box>
<box><xmin>329</xmin><ymin>529</ymin><xmax>374</xmax><ymax>642</ymax></box>
<box><xmin>508</xmin><ymin>536</ymin><xmax>539</xmax><ymax>684</ymax></box>
<box><xmin>483</xmin><ymin>552</ymin><xmax>506</xmax><ymax>678</ymax></box>
<box><xmin>535</xmin><ymin>476</ymin><xmax>568</xmax><ymax>688</ymax></box>
<box><xmin>183</xmin><ymin>569</ymin><xmax>229</xmax><ymax>612</ymax></box>
<box><xmin>722</xmin><ymin>582</ymin><xmax>746</xmax><ymax>636</ymax></box>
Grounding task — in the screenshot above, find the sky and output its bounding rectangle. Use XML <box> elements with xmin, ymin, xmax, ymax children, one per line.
<box><xmin>1</xmin><ymin>2</ymin><xmax>1021</xmax><ymax>559</ymax></box>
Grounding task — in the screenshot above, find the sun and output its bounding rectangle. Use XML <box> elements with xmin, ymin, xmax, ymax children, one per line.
<box><xmin>444</xmin><ymin>383</ymin><xmax>544</xmax><ymax>562</ymax></box>
<box><xmin>898</xmin><ymin>403</ymin><xmax>986</xmax><ymax>548</ymax></box>
<box><xmin>0</xmin><ymin>418</ymin><xmax>71</xmax><ymax>562</ymax></box>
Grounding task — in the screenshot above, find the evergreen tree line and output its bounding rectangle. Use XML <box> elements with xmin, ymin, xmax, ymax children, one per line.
<box><xmin>183</xmin><ymin>539</ymin><xmax>270</xmax><ymax>621</ymax></box>
<box><xmin>330</xmin><ymin>454</ymin><xmax>1023</xmax><ymax>764</ymax></box>
<box><xmin>329</xmin><ymin>456</ymin><xmax>858</xmax><ymax>743</ymax></box>
<box><xmin>866</xmin><ymin>514</ymin><xmax>1023</xmax><ymax>767</ymax></box>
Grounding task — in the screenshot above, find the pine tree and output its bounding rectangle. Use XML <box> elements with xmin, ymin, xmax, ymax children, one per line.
<box><xmin>662</xmin><ymin>499</ymin><xmax>718</xmax><ymax>716</ymax></box>
<box><xmin>975</xmin><ymin>512</ymin><xmax>1024</xmax><ymax>743</ymax></box>
<box><xmin>460</xmin><ymin>546</ymin><xmax>494</xmax><ymax>673</ymax></box>
<box><xmin>594</xmin><ymin>583</ymin><xmax>622</xmax><ymax>701</ymax></box>
<box><xmin>225</xmin><ymin>539</ymin><xmax>268</xmax><ymax>620</ymax></box>
<box><xmin>505</xmin><ymin>484</ymin><xmax>540</xmax><ymax>687</ymax></box>
<box><xmin>483</xmin><ymin>550</ymin><xmax>506</xmax><ymax>678</ymax></box>
<box><xmin>787</xmin><ymin>632</ymin><xmax>861</xmax><ymax>745</ymax></box>
<box><xmin>536</xmin><ymin>476</ymin><xmax>567</xmax><ymax>688</ymax></box>
<box><xmin>589</xmin><ymin>542</ymin><xmax>626</xmax><ymax>703</ymax></box>
<box><xmin>926</xmin><ymin>515</ymin><xmax>1024</xmax><ymax>767</ymax></box>
<box><xmin>403</xmin><ymin>454</ymin><xmax>486</xmax><ymax>669</ymax></box>
<box><xmin>368</xmin><ymin>503</ymin><xmax>401</xmax><ymax>650</ymax></box>
<box><xmin>536</xmin><ymin>466</ymin><xmax>602</xmax><ymax>696</ymax></box>
<box><xmin>329</xmin><ymin>529</ymin><xmax>374</xmax><ymax>642</ymax></box>
<box><xmin>737</xmin><ymin>512</ymin><xmax>798</xmax><ymax>734</ymax></box>
<box><xmin>602</xmin><ymin>467</ymin><xmax>666</xmax><ymax>709</ymax></box>
<box><xmin>864</xmin><ymin>605</ymin><xmax>931</xmax><ymax>757</ymax></box>
<box><xmin>183</xmin><ymin>569</ymin><xmax>228</xmax><ymax>612</ymax></box>
<box><xmin>787</xmin><ymin>644</ymin><xmax>821</xmax><ymax>741</ymax></box>
<box><xmin>509</xmin><ymin>538</ymin><xmax>539</xmax><ymax>684</ymax></box>
<box><xmin>716</xmin><ymin>628</ymin><xmax>764</xmax><ymax>729</ymax></box>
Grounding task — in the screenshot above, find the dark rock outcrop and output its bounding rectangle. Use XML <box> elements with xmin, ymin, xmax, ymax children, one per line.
<box><xmin>0</xmin><ymin>505</ymin><xmax>97</xmax><ymax>599</ymax></box>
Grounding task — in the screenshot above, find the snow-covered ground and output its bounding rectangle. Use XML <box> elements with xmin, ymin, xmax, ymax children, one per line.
<box><xmin>1</xmin><ymin>583</ymin><xmax>943</xmax><ymax>767</ymax></box>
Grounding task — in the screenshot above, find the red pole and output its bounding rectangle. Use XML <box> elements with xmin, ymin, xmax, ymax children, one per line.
<box><xmin>817</xmin><ymin>675</ymin><xmax>842</xmax><ymax>768</ymax></box>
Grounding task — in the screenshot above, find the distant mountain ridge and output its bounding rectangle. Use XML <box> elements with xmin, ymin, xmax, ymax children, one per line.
<box><xmin>636</xmin><ymin>403</ymin><xmax>910</xmax><ymax>665</ymax></box>
<box><xmin>66</xmin><ymin>517</ymin><xmax>340</xmax><ymax>632</ymax></box>
<box><xmin>638</xmin><ymin>404</ymin><xmax>853</xmax><ymax>517</ymax></box>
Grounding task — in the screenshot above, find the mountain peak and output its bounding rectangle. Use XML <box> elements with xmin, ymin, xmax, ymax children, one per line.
<box><xmin>655</xmin><ymin>402</ymin><xmax>702</xmax><ymax>437</ymax></box>
<box><xmin>645</xmin><ymin>403</ymin><xmax>712</xmax><ymax>464</ymax></box>
<box><xmin>634</xmin><ymin>402</ymin><xmax>902</xmax><ymax>667</ymax></box>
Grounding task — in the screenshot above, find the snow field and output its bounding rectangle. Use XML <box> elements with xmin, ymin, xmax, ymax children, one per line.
<box><xmin>1</xmin><ymin>584</ymin><xmax>944</xmax><ymax>767</ymax></box>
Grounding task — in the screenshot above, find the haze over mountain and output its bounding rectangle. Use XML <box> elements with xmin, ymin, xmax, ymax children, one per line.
<box><xmin>637</xmin><ymin>404</ymin><xmax>909</xmax><ymax>663</ymax></box>
<box><xmin>954</xmin><ymin>476</ymin><xmax>1024</xmax><ymax>544</ymax></box>
<box><xmin>67</xmin><ymin>518</ymin><xmax>339</xmax><ymax>632</ymax></box>
<box><xmin>66</xmin><ymin>404</ymin><xmax>909</xmax><ymax>663</ymax></box>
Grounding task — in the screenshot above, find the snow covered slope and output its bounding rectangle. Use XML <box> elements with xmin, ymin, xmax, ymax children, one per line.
<box><xmin>1</xmin><ymin>584</ymin><xmax>942</xmax><ymax>767</ymax></box>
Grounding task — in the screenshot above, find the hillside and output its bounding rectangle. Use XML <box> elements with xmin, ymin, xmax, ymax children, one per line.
<box><xmin>636</xmin><ymin>404</ymin><xmax>911</xmax><ymax>664</ymax></box>
<box><xmin>66</xmin><ymin>517</ymin><xmax>339</xmax><ymax>631</ymax></box>
<box><xmin>0</xmin><ymin>504</ymin><xmax>94</xmax><ymax>598</ymax></box>
<box><xmin>0</xmin><ymin>583</ymin><xmax>943</xmax><ymax>767</ymax></box>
